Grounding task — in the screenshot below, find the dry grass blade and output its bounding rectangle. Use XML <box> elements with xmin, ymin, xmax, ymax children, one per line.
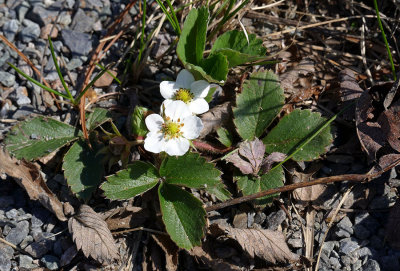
<box><xmin>68</xmin><ymin>204</ymin><xmax>120</xmax><ymax>264</ymax></box>
<box><xmin>210</xmin><ymin>224</ymin><xmax>299</xmax><ymax>264</ymax></box>
<box><xmin>0</xmin><ymin>34</ymin><xmax>60</xmax><ymax>108</ymax></box>
<box><xmin>0</xmin><ymin>148</ymin><xmax>66</xmax><ymax>221</ymax></box>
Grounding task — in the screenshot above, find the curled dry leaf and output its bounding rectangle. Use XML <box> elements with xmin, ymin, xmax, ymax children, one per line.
<box><xmin>68</xmin><ymin>204</ymin><xmax>120</xmax><ymax>264</ymax></box>
<box><xmin>199</xmin><ymin>102</ymin><xmax>232</xmax><ymax>139</ymax></box>
<box><xmin>338</xmin><ymin>69</ymin><xmax>364</xmax><ymax>120</ymax></box>
<box><xmin>226</xmin><ymin>138</ymin><xmax>265</xmax><ymax>175</ymax></box>
<box><xmin>101</xmin><ymin>206</ymin><xmax>149</xmax><ymax>231</ymax></box>
<box><xmin>0</xmin><ymin>148</ymin><xmax>67</xmax><ymax>221</ymax></box>
<box><xmin>291</xmin><ymin>165</ymin><xmax>326</xmax><ymax>202</ymax></box>
<box><xmin>209</xmin><ymin>224</ymin><xmax>299</xmax><ymax>264</ymax></box>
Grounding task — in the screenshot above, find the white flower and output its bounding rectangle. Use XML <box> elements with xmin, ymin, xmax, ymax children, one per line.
<box><xmin>160</xmin><ymin>69</ymin><xmax>210</xmax><ymax>115</ymax></box>
<box><xmin>144</xmin><ymin>100</ymin><xmax>203</xmax><ymax>156</ymax></box>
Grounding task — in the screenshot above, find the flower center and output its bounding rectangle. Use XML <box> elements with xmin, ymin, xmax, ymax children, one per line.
<box><xmin>174</xmin><ymin>88</ymin><xmax>194</xmax><ymax>104</ymax></box>
<box><xmin>161</xmin><ymin>117</ymin><xmax>184</xmax><ymax>139</ymax></box>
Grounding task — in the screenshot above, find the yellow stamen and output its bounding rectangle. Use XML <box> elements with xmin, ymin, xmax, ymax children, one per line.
<box><xmin>174</xmin><ymin>88</ymin><xmax>194</xmax><ymax>104</ymax></box>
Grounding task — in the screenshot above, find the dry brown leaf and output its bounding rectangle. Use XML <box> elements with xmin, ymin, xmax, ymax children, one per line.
<box><xmin>68</xmin><ymin>204</ymin><xmax>120</xmax><ymax>264</ymax></box>
<box><xmin>101</xmin><ymin>206</ymin><xmax>149</xmax><ymax>231</ymax></box>
<box><xmin>209</xmin><ymin>224</ymin><xmax>299</xmax><ymax>264</ymax></box>
<box><xmin>378</xmin><ymin>108</ymin><xmax>400</xmax><ymax>152</ymax></box>
<box><xmin>280</xmin><ymin>58</ymin><xmax>315</xmax><ymax>95</ymax></box>
<box><xmin>0</xmin><ymin>148</ymin><xmax>67</xmax><ymax>221</ymax></box>
<box><xmin>152</xmin><ymin>234</ymin><xmax>179</xmax><ymax>271</ymax></box>
<box><xmin>339</xmin><ymin>69</ymin><xmax>364</xmax><ymax>121</ymax></box>
<box><xmin>292</xmin><ymin>171</ymin><xmax>326</xmax><ymax>202</ymax></box>
<box><xmin>199</xmin><ymin>102</ymin><xmax>232</xmax><ymax>139</ymax></box>
<box><xmin>189</xmin><ymin>246</ymin><xmax>241</xmax><ymax>271</ymax></box>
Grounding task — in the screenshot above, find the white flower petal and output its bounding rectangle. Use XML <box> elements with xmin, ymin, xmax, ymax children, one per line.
<box><xmin>190</xmin><ymin>80</ymin><xmax>210</xmax><ymax>98</ymax></box>
<box><xmin>160</xmin><ymin>81</ymin><xmax>178</xmax><ymax>99</ymax></box>
<box><xmin>176</xmin><ymin>69</ymin><xmax>195</xmax><ymax>89</ymax></box>
<box><xmin>144</xmin><ymin>132</ymin><xmax>166</xmax><ymax>153</ymax></box>
<box><xmin>164</xmin><ymin>137</ymin><xmax>190</xmax><ymax>156</ymax></box>
<box><xmin>188</xmin><ymin>98</ymin><xmax>209</xmax><ymax>115</ymax></box>
<box><xmin>164</xmin><ymin>100</ymin><xmax>191</xmax><ymax>122</ymax></box>
<box><xmin>181</xmin><ymin>115</ymin><xmax>203</xmax><ymax>139</ymax></box>
<box><xmin>145</xmin><ymin>114</ymin><xmax>164</xmax><ymax>132</ymax></box>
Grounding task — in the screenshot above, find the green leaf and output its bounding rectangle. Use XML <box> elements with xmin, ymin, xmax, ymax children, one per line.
<box><xmin>86</xmin><ymin>108</ymin><xmax>112</xmax><ymax>131</ymax></box>
<box><xmin>158</xmin><ymin>182</ymin><xmax>206</xmax><ymax>249</ymax></box>
<box><xmin>199</xmin><ymin>52</ymin><xmax>229</xmax><ymax>83</ymax></box>
<box><xmin>205</xmin><ymin>183</ymin><xmax>231</xmax><ymax>201</ymax></box>
<box><xmin>216</xmin><ymin>127</ymin><xmax>233</xmax><ymax>147</ymax></box>
<box><xmin>63</xmin><ymin>140</ymin><xmax>105</xmax><ymax>200</ymax></box>
<box><xmin>101</xmin><ymin>161</ymin><xmax>159</xmax><ymax>200</ymax></box>
<box><xmin>5</xmin><ymin>116</ymin><xmax>81</xmax><ymax>160</ymax></box>
<box><xmin>233</xmin><ymin>70</ymin><xmax>284</xmax><ymax>140</ymax></box>
<box><xmin>130</xmin><ymin>106</ymin><xmax>149</xmax><ymax>137</ymax></box>
<box><xmin>236</xmin><ymin>166</ymin><xmax>284</xmax><ymax>205</ymax></box>
<box><xmin>184</xmin><ymin>62</ymin><xmax>225</xmax><ymax>84</ymax></box>
<box><xmin>177</xmin><ymin>7</ymin><xmax>209</xmax><ymax>65</ymax></box>
<box><xmin>263</xmin><ymin>109</ymin><xmax>332</xmax><ymax>161</ymax></box>
<box><xmin>204</xmin><ymin>85</ymin><xmax>217</xmax><ymax>103</ymax></box>
<box><xmin>159</xmin><ymin>152</ymin><xmax>221</xmax><ymax>189</ymax></box>
<box><xmin>211</xmin><ymin>30</ymin><xmax>266</xmax><ymax>67</ymax></box>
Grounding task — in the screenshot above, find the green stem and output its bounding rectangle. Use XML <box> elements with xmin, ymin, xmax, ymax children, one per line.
<box><xmin>373</xmin><ymin>0</ymin><xmax>397</xmax><ymax>80</ymax></box>
<box><xmin>8</xmin><ymin>62</ymin><xmax>71</xmax><ymax>100</ymax></box>
<box><xmin>48</xmin><ymin>36</ymin><xmax>74</xmax><ymax>101</ymax></box>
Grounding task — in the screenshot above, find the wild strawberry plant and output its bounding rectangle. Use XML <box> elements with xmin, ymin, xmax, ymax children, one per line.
<box><xmin>4</xmin><ymin>7</ymin><xmax>332</xmax><ymax>250</ymax></box>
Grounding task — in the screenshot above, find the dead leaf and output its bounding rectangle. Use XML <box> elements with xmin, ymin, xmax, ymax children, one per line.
<box><xmin>280</xmin><ymin>58</ymin><xmax>315</xmax><ymax>95</ymax></box>
<box><xmin>292</xmin><ymin>171</ymin><xmax>326</xmax><ymax>202</ymax></box>
<box><xmin>339</xmin><ymin>69</ymin><xmax>364</xmax><ymax>120</ymax></box>
<box><xmin>209</xmin><ymin>224</ymin><xmax>299</xmax><ymax>264</ymax></box>
<box><xmin>0</xmin><ymin>148</ymin><xmax>67</xmax><ymax>221</ymax></box>
<box><xmin>226</xmin><ymin>138</ymin><xmax>265</xmax><ymax>175</ymax></box>
<box><xmin>189</xmin><ymin>246</ymin><xmax>241</xmax><ymax>271</ymax></box>
<box><xmin>378</xmin><ymin>108</ymin><xmax>400</xmax><ymax>152</ymax></box>
<box><xmin>200</xmin><ymin>102</ymin><xmax>232</xmax><ymax>139</ymax></box>
<box><xmin>152</xmin><ymin>234</ymin><xmax>179</xmax><ymax>271</ymax></box>
<box><xmin>260</xmin><ymin>152</ymin><xmax>287</xmax><ymax>174</ymax></box>
<box><xmin>60</xmin><ymin>246</ymin><xmax>78</xmax><ymax>267</ymax></box>
<box><xmin>68</xmin><ymin>205</ymin><xmax>120</xmax><ymax>264</ymax></box>
<box><xmin>386</xmin><ymin>199</ymin><xmax>400</xmax><ymax>249</ymax></box>
<box><xmin>101</xmin><ymin>206</ymin><xmax>149</xmax><ymax>231</ymax></box>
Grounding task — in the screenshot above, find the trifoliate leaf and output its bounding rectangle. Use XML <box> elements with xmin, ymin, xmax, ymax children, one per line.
<box><xmin>216</xmin><ymin>127</ymin><xmax>233</xmax><ymax>147</ymax></box>
<box><xmin>101</xmin><ymin>161</ymin><xmax>159</xmax><ymax>200</ymax></box>
<box><xmin>235</xmin><ymin>166</ymin><xmax>284</xmax><ymax>205</ymax></box>
<box><xmin>210</xmin><ymin>30</ymin><xmax>266</xmax><ymax>68</ymax></box>
<box><xmin>5</xmin><ymin>116</ymin><xmax>81</xmax><ymax>160</ymax></box>
<box><xmin>233</xmin><ymin>70</ymin><xmax>284</xmax><ymax>140</ymax></box>
<box><xmin>63</xmin><ymin>140</ymin><xmax>105</xmax><ymax>200</ymax></box>
<box><xmin>86</xmin><ymin>108</ymin><xmax>112</xmax><ymax>131</ymax></box>
<box><xmin>130</xmin><ymin>106</ymin><xmax>149</xmax><ymax>137</ymax></box>
<box><xmin>177</xmin><ymin>7</ymin><xmax>208</xmax><ymax>65</ymax></box>
<box><xmin>263</xmin><ymin>109</ymin><xmax>332</xmax><ymax>161</ymax></box>
<box><xmin>159</xmin><ymin>152</ymin><xmax>221</xmax><ymax>189</ymax></box>
<box><xmin>158</xmin><ymin>182</ymin><xmax>206</xmax><ymax>249</ymax></box>
<box><xmin>199</xmin><ymin>52</ymin><xmax>229</xmax><ymax>82</ymax></box>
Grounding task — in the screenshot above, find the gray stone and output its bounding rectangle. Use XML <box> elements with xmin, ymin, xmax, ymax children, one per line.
<box><xmin>16</xmin><ymin>1</ymin><xmax>30</xmax><ymax>22</ymax></box>
<box><xmin>354</xmin><ymin>224</ymin><xmax>370</xmax><ymax>240</ymax></box>
<box><xmin>27</xmin><ymin>3</ymin><xmax>60</xmax><ymax>26</ymax></box>
<box><xmin>20</xmin><ymin>235</ymin><xmax>33</xmax><ymax>249</ymax></box>
<box><xmin>71</xmin><ymin>9</ymin><xmax>95</xmax><ymax>33</ymax></box>
<box><xmin>19</xmin><ymin>20</ymin><xmax>40</xmax><ymax>43</ymax></box>
<box><xmin>19</xmin><ymin>255</ymin><xmax>37</xmax><ymax>269</ymax></box>
<box><xmin>5</xmin><ymin>209</ymin><xmax>18</xmax><ymax>220</ymax></box>
<box><xmin>12</xmin><ymin>105</ymin><xmax>35</xmax><ymax>120</ymax></box>
<box><xmin>352</xmin><ymin>259</ymin><xmax>362</xmax><ymax>271</ymax></box>
<box><xmin>287</xmin><ymin>238</ymin><xmax>302</xmax><ymax>248</ymax></box>
<box><xmin>0</xmin><ymin>196</ymin><xmax>14</xmax><ymax>208</ymax></box>
<box><xmin>339</xmin><ymin>238</ymin><xmax>359</xmax><ymax>254</ymax></box>
<box><xmin>56</xmin><ymin>11</ymin><xmax>72</xmax><ymax>26</ymax></box>
<box><xmin>354</xmin><ymin>212</ymin><xmax>380</xmax><ymax>232</ymax></box>
<box><xmin>330</xmin><ymin>257</ymin><xmax>341</xmax><ymax>269</ymax></box>
<box><xmin>0</xmin><ymin>245</ymin><xmax>13</xmax><ymax>271</ymax></box>
<box><xmin>335</xmin><ymin>216</ymin><xmax>353</xmax><ymax>238</ymax></box>
<box><xmin>363</xmin><ymin>259</ymin><xmax>380</xmax><ymax>271</ymax></box>
<box><xmin>0</xmin><ymin>50</ymin><xmax>10</xmax><ymax>67</ymax></box>
<box><xmin>266</xmin><ymin>209</ymin><xmax>286</xmax><ymax>230</ymax></box>
<box><xmin>322</xmin><ymin>241</ymin><xmax>337</xmax><ymax>256</ymax></box>
<box><xmin>5</xmin><ymin>220</ymin><xmax>29</xmax><ymax>245</ymax></box>
<box><xmin>25</xmin><ymin>241</ymin><xmax>50</xmax><ymax>258</ymax></box>
<box><xmin>15</xmin><ymin>86</ymin><xmax>31</xmax><ymax>105</ymax></box>
<box><xmin>31</xmin><ymin>207</ymin><xmax>48</xmax><ymax>228</ymax></box>
<box><xmin>2</xmin><ymin>19</ymin><xmax>19</xmax><ymax>42</ymax></box>
<box><xmin>40</xmin><ymin>255</ymin><xmax>60</xmax><ymax>270</ymax></box>
<box><xmin>358</xmin><ymin>247</ymin><xmax>373</xmax><ymax>258</ymax></box>
<box><xmin>61</xmin><ymin>29</ymin><xmax>92</xmax><ymax>56</ymax></box>
<box><xmin>0</xmin><ymin>71</ymin><xmax>16</xmax><ymax>87</ymax></box>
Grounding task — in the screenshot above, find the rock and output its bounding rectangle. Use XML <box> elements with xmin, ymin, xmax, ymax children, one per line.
<box><xmin>0</xmin><ymin>249</ymin><xmax>11</xmax><ymax>271</ymax></box>
<box><xmin>12</xmin><ymin>104</ymin><xmax>35</xmax><ymax>120</ymax></box>
<box><xmin>0</xmin><ymin>50</ymin><xmax>10</xmax><ymax>67</ymax></box>
<box><xmin>19</xmin><ymin>255</ymin><xmax>37</xmax><ymax>269</ymax></box>
<box><xmin>20</xmin><ymin>235</ymin><xmax>33</xmax><ymax>249</ymax></box>
<box><xmin>363</xmin><ymin>259</ymin><xmax>380</xmax><ymax>271</ymax></box>
<box><xmin>40</xmin><ymin>255</ymin><xmax>60</xmax><ymax>270</ymax></box>
<box><xmin>321</xmin><ymin>241</ymin><xmax>337</xmax><ymax>256</ymax></box>
<box><xmin>354</xmin><ymin>224</ymin><xmax>370</xmax><ymax>240</ymax></box>
<box><xmin>25</xmin><ymin>241</ymin><xmax>50</xmax><ymax>258</ymax></box>
<box><xmin>329</xmin><ymin>257</ymin><xmax>341</xmax><ymax>269</ymax></box>
<box><xmin>354</xmin><ymin>212</ymin><xmax>380</xmax><ymax>232</ymax></box>
<box><xmin>65</xmin><ymin>57</ymin><xmax>82</xmax><ymax>70</ymax></box>
<box><xmin>14</xmin><ymin>86</ymin><xmax>31</xmax><ymax>106</ymax></box>
<box><xmin>287</xmin><ymin>238</ymin><xmax>303</xmax><ymax>248</ymax></box>
<box><xmin>16</xmin><ymin>1</ymin><xmax>30</xmax><ymax>22</ymax></box>
<box><xmin>27</xmin><ymin>3</ymin><xmax>61</xmax><ymax>26</ymax></box>
<box><xmin>339</xmin><ymin>238</ymin><xmax>359</xmax><ymax>254</ymax></box>
<box><xmin>335</xmin><ymin>216</ymin><xmax>353</xmax><ymax>238</ymax></box>
<box><xmin>71</xmin><ymin>9</ymin><xmax>95</xmax><ymax>33</ymax></box>
<box><xmin>40</xmin><ymin>23</ymin><xmax>58</xmax><ymax>39</ymax></box>
<box><xmin>2</xmin><ymin>19</ymin><xmax>19</xmax><ymax>42</ymax></box>
<box><xmin>5</xmin><ymin>209</ymin><xmax>18</xmax><ymax>220</ymax></box>
<box><xmin>5</xmin><ymin>220</ymin><xmax>29</xmax><ymax>245</ymax></box>
<box><xmin>61</xmin><ymin>29</ymin><xmax>92</xmax><ymax>56</ymax></box>
<box><xmin>389</xmin><ymin>179</ymin><xmax>400</xmax><ymax>188</ymax></box>
<box><xmin>94</xmin><ymin>70</ymin><xmax>117</xmax><ymax>87</ymax></box>
<box><xmin>265</xmin><ymin>209</ymin><xmax>286</xmax><ymax>230</ymax></box>
<box><xmin>352</xmin><ymin>259</ymin><xmax>362</xmax><ymax>270</ymax></box>
<box><xmin>31</xmin><ymin>207</ymin><xmax>48</xmax><ymax>228</ymax></box>
<box><xmin>19</xmin><ymin>20</ymin><xmax>40</xmax><ymax>43</ymax></box>
<box><xmin>56</xmin><ymin>11</ymin><xmax>71</xmax><ymax>26</ymax></box>
<box><xmin>0</xmin><ymin>71</ymin><xmax>16</xmax><ymax>87</ymax></box>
